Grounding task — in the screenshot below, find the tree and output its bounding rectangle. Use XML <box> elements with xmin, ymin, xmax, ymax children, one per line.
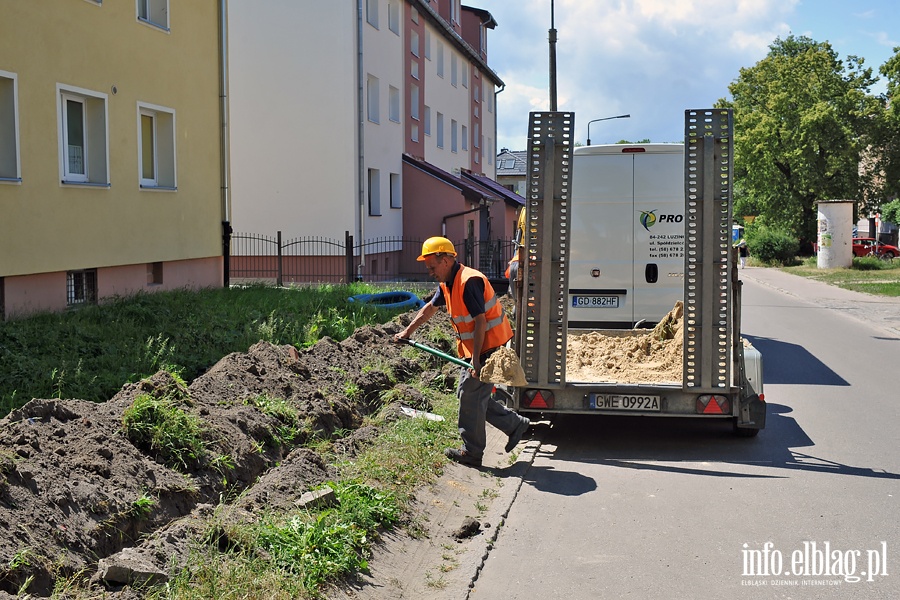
<box><xmin>717</xmin><ymin>36</ymin><xmax>882</xmax><ymax>243</ymax></box>
<box><xmin>866</xmin><ymin>47</ymin><xmax>900</xmax><ymax>206</ymax></box>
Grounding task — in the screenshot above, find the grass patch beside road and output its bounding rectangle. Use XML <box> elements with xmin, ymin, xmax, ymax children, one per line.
<box><xmin>781</xmin><ymin>256</ymin><xmax>900</xmax><ymax>296</ymax></box>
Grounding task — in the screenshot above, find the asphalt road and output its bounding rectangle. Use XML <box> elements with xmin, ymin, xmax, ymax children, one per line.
<box><xmin>470</xmin><ymin>269</ymin><xmax>900</xmax><ymax>599</ymax></box>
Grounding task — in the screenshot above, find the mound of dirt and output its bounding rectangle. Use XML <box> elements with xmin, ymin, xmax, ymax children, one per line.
<box><xmin>0</xmin><ymin>310</ymin><xmax>461</xmax><ymax>598</ymax></box>
<box><xmin>565</xmin><ymin>301</ymin><xmax>684</xmax><ymax>383</ymax></box>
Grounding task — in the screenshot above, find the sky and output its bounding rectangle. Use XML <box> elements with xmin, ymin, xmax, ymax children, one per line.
<box><xmin>474</xmin><ymin>0</ymin><xmax>900</xmax><ymax>151</ymax></box>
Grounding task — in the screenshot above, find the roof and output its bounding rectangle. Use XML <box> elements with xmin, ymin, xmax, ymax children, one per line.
<box><xmin>402</xmin><ymin>154</ymin><xmax>501</xmax><ymax>203</ymax></box>
<box><xmin>462</xmin><ymin>171</ymin><xmax>524</xmax><ymax>207</ymax></box>
<box><xmin>495</xmin><ymin>149</ymin><xmax>528</xmax><ymax>177</ymax></box>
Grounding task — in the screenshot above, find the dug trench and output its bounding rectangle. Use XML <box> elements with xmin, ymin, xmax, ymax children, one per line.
<box><xmin>0</xmin><ymin>307</ymin><xmax>468</xmax><ymax>598</ymax></box>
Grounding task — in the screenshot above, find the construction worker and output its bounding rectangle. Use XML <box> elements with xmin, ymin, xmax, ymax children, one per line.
<box><xmin>395</xmin><ymin>236</ymin><xmax>530</xmax><ymax>467</ymax></box>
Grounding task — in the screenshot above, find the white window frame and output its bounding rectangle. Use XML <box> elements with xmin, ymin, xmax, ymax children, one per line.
<box><xmin>367</xmin><ymin>75</ymin><xmax>380</xmax><ymax>124</ymax></box>
<box><xmin>410</xmin><ymin>85</ymin><xmax>420</xmax><ymax>120</ymax></box>
<box><xmin>436</xmin><ymin>112</ymin><xmax>444</xmax><ymax>148</ymax></box>
<box><xmin>137</xmin><ymin>0</ymin><xmax>169</xmax><ymax>31</ymax></box>
<box><xmin>389</xmin><ymin>86</ymin><xmax>400</xmax><ymax>123</ymax></box>
<box><xmin>368</xmin><ymin>168</ymin><xmax>381</xmax><ymax>216</ymax></box>
<box><xmin>366</xmin><ymin>0</ymin><xmax>379</xmax><ymax>29</ymax></box>
<box><xmin>0</xmin><ymin>70</ymin><xmax>21</xmax><ymax>183</ymax></box>
<box><xmin>411</xmin><ymin>30</ymin><xmax>420</xmax><ymax>58</ymax></box>
<box><xmin>137</xmin><ymin>101</ymin><xmax>176</xmax><ymax>190</ymax></box>
<box><xmin>390</xmin><ymin>172</ymin><xmax>401</xmax><ymax>208</ymax></box>
<box><xmin>57</xmin><ymin>84</ymin><xmax>109</xmax><ymax>186</ymax></box>
<box><xmin>388</xmin><ymin>0</ymin><xmax>400</xmax><ymax>34</ymax></box>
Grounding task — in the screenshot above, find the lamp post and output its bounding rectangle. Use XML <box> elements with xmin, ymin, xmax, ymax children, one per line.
<box><xmin>586</xmin><ymin>114</ymin><xmax>630</xmax><ymax>145</ymax></box>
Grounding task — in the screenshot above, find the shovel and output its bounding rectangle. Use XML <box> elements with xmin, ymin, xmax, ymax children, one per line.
<box><xmin>397</xmin><ymin>338</ymin><xmax>528</xmax><ymax>387</ymax></box>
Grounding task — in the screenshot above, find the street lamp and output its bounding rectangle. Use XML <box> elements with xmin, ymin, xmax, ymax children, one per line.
<box><xmin>586</xmin><ymin>114</ymin><xmax>630</xmax><ymax>146</ymax></box>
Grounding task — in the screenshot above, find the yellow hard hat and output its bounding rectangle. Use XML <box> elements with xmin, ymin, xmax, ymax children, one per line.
<box><xmin>417</xmin><ymin>236</ymin><xmax>457</xmax><ymax>261</ymax></box>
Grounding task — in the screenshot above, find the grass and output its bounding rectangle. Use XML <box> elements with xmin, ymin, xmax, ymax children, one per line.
<box><xmin>0</xmin><ymin>281</ymin><xmax>456</xmax><ymax>598</ymax></box>
<box><xmin>0</xmin><ymin>282</ymin><xmax>422</xmax><ymax>417</ymax></box>
<box><xmin>780</xmin><ymin>255</ymin><xmax>900</xmax><ymax>296</ymax></box>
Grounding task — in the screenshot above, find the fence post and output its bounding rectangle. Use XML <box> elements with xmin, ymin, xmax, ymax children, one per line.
<box><xmin>222</xmin><ymin>220</ymin><xmax>232</xmax><ymax>288</ymax></box>
<box><xmin>345</xmin><ymin>231</ymin><xmax>354</xmax><ymax>284</ymax></box>
<box><xmin>276</xmin><ymin>231</ymin><xmax>283</xmax><ymax>287</ymax></box>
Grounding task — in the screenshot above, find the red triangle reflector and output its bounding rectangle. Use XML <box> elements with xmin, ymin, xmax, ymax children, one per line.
<box><xmin>703</xmin><ymin>399</ymin><xmax>724</xmax><ymax>414</ymax></box>
<box><xmin>529</xmin><ymin>392</ymin><xmax>549</xmax><ymax>409</ymax></box>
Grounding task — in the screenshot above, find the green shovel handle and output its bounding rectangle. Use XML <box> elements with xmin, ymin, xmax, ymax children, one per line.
<box><xmin>398</xmin><ymin>338</ymin><xmax>471</xmax><ymax>369</ymax></box>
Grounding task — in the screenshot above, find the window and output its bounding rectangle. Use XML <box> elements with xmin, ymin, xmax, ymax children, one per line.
<box><xmin>424</xmin><ymin>106</ymin><xmax>431</xmax><ymax>135</ymax></box>
<box><xmin>451</xmin><ymin>119</ymin><xmax>458</xmax><ymax>153</ymax></box>
<box><xmin>67</xmin><ymin>269</ymin><xmax>97</xmax><ymax>307</ymax></box>
<box><xmin>411</xmin><ymin>61</ymin><xmax>419</xmax><ymax>79</ymax></box>
<box><xmin>424</xmin><ymin>30</ymin><xmax>431</xmax><ymax>60</ymax></box>
<box><xmin>411</xmin><ymin>7</ymin><xmax>419</xmax><ymax>23</ymax></box>
<box><xmin>411</xmin><ymin>30</ymin><xmax>420</xmax><ymax>58</ymax></box>
<box><xmin>366</xmin><ymin>0</ymin><xmax>378</xmax><ymax>28</ymax></box>
<box><xmin>148</xmin><ymin>262</ymin><xmax>163</xmax><ymax>285</ymax></box>
<box><xmin>0</xmin><ymin>71</ymin><xmax>20</xmax><ymax>182</ymax></box>
<box><xmin>390</xmin><ymin>173</ymin><xmax>401</xmax><ymax>208</ymax></box>
<box><xmin>461</xmin><ymin>62</ymin><xmax>468</xmax><ymax>88</ymax></box>
<box><xmin>410</xmin><ymin>85</ymin><xmax>419</xmax><ymax>120</ymax></box>
<box><xmin>367</xmin><ymin>75</ymin><xmax>379</xmax><ymax>124</ymax></box>
<box><xmin>436</xmin><ymin>112</ymin><xmax>444</xmax><ymax>148</ymax></box>
<box><xmin>474</xmin><ymin>85</ymin><xmax>480</xmax><ymax>103</ymax></box>
<box><xmin>436</xmin><ymin>42</ymin><xmax>444</xmax><ymax>78</ymax></box>
<box><xmin>58</xmin><ymin>85</ymin><xmax>109</xmax><ymax>185</ymax></box>
<box><xmin>138</xmin><ymin>102</ymin><xmax>176</xmax><ymax>189</ymax></box>
<box><xmin>368</xmin><ymin>168</ymin><xmax>381</xmax><ymax>216</ymax></box>
<box><xmin>388</xmin><ymin>0</ymin><xmax>400</xmax><ymax>34</ymax></box>
<box><xmin>451</xmin><ymin>54</ymin><xmax>458</xmax><ymax>87</ymax></box>
<box><xmin>474</xmin><ymin>123</ymin><xmax>480</xmax><ymax>148</ymax></box>
<box><xmin>461</xmin><ymin>125</ymin><xmax>468</xmax><ymax>151</ymax></box>
<box><xmin>137</xmin><ymin>0</ymin><xmax>169</xmax><ymax>31</ymax></box>
<box><xmin>486</xmin><ymin>138</ymin><xmax>493</xmax><ymax>165</ymax></box>
<box><xmin>487</xmin><ymin>88</ymin><xmax>493</xmax><ymax>113</ymax></box>
<box><xmin>389</xmin><ymin>86</ymin><xmax>400</xmax><ymax>123</ymax></box>
<box><xmin>411</xmin><ymin>124</ymin><xmax>419</xmax><ymax>142</ymax></box>
<box><xmin>450</xmin><ymin>0</ymin><xmax>459</xmax><ymax>24</ymax></box>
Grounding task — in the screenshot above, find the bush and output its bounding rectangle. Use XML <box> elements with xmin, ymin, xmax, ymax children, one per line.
<box><xmin>747</xmin><ymin>228</ymin><xmax>799</xmax><ymax>265</ymax></box>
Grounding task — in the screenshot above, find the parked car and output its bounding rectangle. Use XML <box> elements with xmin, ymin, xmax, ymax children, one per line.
<box><xmin>852</xmin><ymin>238</ymin><xmax>899</xmax><ymax>259</ymax></box>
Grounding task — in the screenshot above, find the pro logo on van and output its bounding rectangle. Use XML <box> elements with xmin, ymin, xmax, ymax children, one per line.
<box><xmin>639</xmin><ymin>210</ymin><xmax>683</xmax><ymax>231</ymax></box>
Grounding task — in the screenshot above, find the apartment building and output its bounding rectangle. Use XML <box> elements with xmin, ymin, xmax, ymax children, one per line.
<box><xmin>227</xmin><ymin>0</ymin><xmax>522</xmax><ymax>281</ymax></box>
<box><xmin>0</xmin><ymin>1</ymin><xmax>226</xmax><ymax>320</ymax></box>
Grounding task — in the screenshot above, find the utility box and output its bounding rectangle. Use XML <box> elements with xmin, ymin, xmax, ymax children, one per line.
<box><xmin>817</xmin><ymin>200</ymin><xmax>855</xmax><ymax>269</ymax></box>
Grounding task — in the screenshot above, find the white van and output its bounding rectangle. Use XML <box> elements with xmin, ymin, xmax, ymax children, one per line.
<box><xmin>568</xmin><ymin>143</ymin><xmax>685</xmax><ymax>329</ymax></box>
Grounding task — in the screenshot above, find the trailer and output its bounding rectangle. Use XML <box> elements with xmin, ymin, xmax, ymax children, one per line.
<box><xmin>510</xmin><ymin>109</ymin><xmax>766</xmax><ymax>436</ymax></box>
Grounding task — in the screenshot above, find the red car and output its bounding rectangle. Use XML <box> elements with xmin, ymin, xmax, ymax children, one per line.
<box><xmin>852</xmin><ymin>238</ymin><xmax>899</xmax><ymax>259</ymax></box>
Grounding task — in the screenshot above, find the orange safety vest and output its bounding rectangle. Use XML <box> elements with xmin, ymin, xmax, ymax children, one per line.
<box><xmin>440</xmin><ymin>265</ymin><xmax>513</xmax><ymax>359</ymax></box>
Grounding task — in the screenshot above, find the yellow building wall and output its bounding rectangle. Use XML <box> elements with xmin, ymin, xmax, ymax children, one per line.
<box><xmin>0</xmin><ymin>1</ymin><xmax>223</xmax><ymax>278</ymax></box>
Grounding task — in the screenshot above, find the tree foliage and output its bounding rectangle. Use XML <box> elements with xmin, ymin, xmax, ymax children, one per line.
<box><xmin>717</xmin><ymin>35</ymin><xmax>885</xmax><ymax>243</ymax></box>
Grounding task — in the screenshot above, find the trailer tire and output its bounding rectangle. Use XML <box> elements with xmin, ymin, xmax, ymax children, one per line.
<box><xmin>732</xmin><ymin>418</ymin><xmax>761</xmax><ymax>437</ymax></box>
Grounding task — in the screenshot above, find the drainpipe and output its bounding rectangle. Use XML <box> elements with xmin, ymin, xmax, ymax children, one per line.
<box><xmin>218</xmin><ymin>0</ymin><xmax>232</xmax><ymax>286</ymax></box>
<box><xmin>356</xmin><ymin>0</ymin><xmax>366</xmax><ymax>281</ymax></box>
<box><xmin>493</xmin><ymin>82</ymin><xmax>505</xmax><ymax>175</ymax></box>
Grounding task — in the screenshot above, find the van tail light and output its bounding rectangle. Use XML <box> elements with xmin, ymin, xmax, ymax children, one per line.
<box><xmin>522</xmin><ymin>389</ymin><xmax>554</xmax><ymax>410</ymax></box>
<box><xmin>696</xmin><ymin>394</ymin><xmax>730</xmax><ymax>414</ymax></box>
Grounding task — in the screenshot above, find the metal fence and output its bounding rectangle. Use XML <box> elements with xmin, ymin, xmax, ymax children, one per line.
<box><xmin>227</xmin><ymin>230</ymin><xmax>515</xmax><ymax>286</ymax></box>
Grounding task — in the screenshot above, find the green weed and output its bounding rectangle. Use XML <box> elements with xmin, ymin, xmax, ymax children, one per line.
<box><xmin>122</xmin><ymin>394</ymin><xmax>206</xmax><ymax>471</ymax></box>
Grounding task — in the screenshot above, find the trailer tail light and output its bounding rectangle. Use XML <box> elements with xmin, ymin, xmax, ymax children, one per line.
<box><xmin>696</xmin><ymin>395</ymin><xmax>730</xmax><ymax>415</ymax></box>
<box><xmin>522</xmin><ymin>389</ymin><xmax>554</xmax><ymax>410</ymax></box>
<box><xmin>621</xmin><ymin>147</ymin><xmax>646</xmax><ymax>153</ymax></box>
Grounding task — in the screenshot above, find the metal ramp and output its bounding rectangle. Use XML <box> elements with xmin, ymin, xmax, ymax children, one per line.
<box><xmin>517</xmin><ymin>112</ymin><xmax>574</xmax><ymax>386</ymax></box>
<box><xmin>683</xmin><ymin>109</ymin><xmax>734</xmax><ymax>391</ymax></box>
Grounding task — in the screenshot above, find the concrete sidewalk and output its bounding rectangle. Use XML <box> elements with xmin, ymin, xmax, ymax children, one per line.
<box><xmin>737</xmin><ymin>266</ymin><xmax>900</xmax><ymax>336</ymax></box>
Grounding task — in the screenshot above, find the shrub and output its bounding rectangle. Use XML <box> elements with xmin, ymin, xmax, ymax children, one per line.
<box><xmin>747</xmin><ymin>228</ymin><xmax>799</xmax><ymax>265</ymax></box>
